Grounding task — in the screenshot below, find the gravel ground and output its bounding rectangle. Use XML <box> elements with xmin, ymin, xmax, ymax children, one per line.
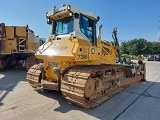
<box><xmin>0</xmin><ymin>61</ymin><xmax>160</xmax><ymax>120</ymax></box>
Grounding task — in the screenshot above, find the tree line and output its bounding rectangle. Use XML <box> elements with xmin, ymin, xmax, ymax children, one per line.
<box><xmin>120</xmin><ymin>38</ymin><xmax>160</xmax><ymax>57</ymax></box>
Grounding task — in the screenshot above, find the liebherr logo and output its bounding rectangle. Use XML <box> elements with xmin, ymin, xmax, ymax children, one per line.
<box><xmin>52</xmin><ymin>46</ymin><xmax>68</xmax><ymax>51</ymax></box>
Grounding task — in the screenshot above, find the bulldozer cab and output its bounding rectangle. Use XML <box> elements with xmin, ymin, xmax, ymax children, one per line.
<box><xmin>46</xmin><ymin>5</ymin><xmax>99</xmax><ymax>46</ymax></box>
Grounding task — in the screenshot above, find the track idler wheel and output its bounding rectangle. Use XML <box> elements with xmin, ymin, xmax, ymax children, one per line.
<box><xmin>84</xmin><ymin>78</ymin><xmax>95</xmax><ymax>98</ymax></box>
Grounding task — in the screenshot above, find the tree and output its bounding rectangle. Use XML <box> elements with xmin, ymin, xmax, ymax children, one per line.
<box><xmin>120</xmin><ymin>41</ymin><xmax>130</xmax><ymax>55</ymax></box>
<box><xmin>120</xmin><ymin>38</ymin><xmax>159</xmax><ymax>56</ymax></box>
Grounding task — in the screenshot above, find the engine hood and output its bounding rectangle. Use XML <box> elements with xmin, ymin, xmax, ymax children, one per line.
<box><xmin>35</xmin><ymin>39</ymin><xmax>75</xmax><ymax>62</ymax></box>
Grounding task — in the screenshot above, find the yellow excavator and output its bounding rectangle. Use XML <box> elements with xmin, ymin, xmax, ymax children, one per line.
<box><xmin>0</xmin><ymin>23</ymin><xmax>45</xmax><ymax>70</ymax></box>
<box><xmin>27</xmin><ymin>4</ymin><xmax>146</xmax><ymax>108</ymax></box>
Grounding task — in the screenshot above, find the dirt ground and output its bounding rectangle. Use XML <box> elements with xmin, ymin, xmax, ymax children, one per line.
<box><xmin>0</xmin><ymin>61</ymin><xmax>160</xmax><ymax>120</ymax></box>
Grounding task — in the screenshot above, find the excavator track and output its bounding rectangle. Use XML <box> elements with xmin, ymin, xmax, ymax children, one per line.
<box><xmin>26</xmin><ymin>63</ymin><xmax>43</xmax><ymax>88</ymax></box>
<box><xmin>61</xmin><ymin>65</ymin><xmax>144</xmax><ymax>108</ymax></box>
<box><xmin>0</xmin><ymin>58</ymin><xmax>6</xmax><ymax>70</ymax></box>
<box><xmin>0</xmin><ymin>58</ymin><xmax>13</xmax><ymax>70</ymax></box>
<box><xmin>25</xmin><ymin>56</ymin><xmax>37</xmax><ymax>71</ymax></box>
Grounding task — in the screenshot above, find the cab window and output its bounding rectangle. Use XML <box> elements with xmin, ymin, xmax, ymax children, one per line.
<box><xmin>80</xmin><ymin>14</ymin><xmax>93</xmax><ymax>41</ymax></box>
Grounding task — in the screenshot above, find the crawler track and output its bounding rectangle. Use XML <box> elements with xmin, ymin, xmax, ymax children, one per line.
<box><xmin>26</xmin><ymin>63</ymin><xmax>43</xmax><ymax>88</ymax></box>
<box><xmin>0</xmin><ymin>58</ymin><xmax>6</xmax><ymax>70</ymax></box>
<box><xmin>61</xmin><ymin>65</ymin><xmax>143</xmax><ymax>108</ymax></box>
<box><xmin>27</xmin><ymin>64</ymin><xmax>144</xmax><ymax>108</ymax></box>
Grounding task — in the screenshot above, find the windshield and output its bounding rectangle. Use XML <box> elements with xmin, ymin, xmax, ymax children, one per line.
<box><xmin>54</xmin><ymin>17</ymin><xmax>74</xmax><ymax>35</ymax></box>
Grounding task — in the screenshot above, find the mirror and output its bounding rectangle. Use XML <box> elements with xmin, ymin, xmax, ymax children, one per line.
<box><xmin>47</xmin><ymin>19</ymin><xmax>52</xmax><ymax>25</ymax></box>
<box><xmin>74</xmin><ymin>13</ymin><xmax>79</xmax><ymax>19</ymax></box>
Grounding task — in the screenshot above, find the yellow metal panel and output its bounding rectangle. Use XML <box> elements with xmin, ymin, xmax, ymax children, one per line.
<box><xmin>2</xmin><ymin>39</ymin><xmax>17</xmax><ymax>53</ymax></box>
<box><xmin>27</xmin><ymin>33</ymin><xmax>36</xmax><ymax>51</ymax></box>
<box><xmin>75</xmin><ymin>46</ymin><xmax>89</xmax><ymax>61</ymax></box>
<box><xmin>16</xmin><ymin>26</ymin><xmax>26</xmax><ymax>37</ymax></box>
<box><xmin>88</xmin><ymin>47</ymin><xmax>100</xmax><ymax>61</ymax></box>
<box><xmin>5</xmin><ymin>26</ymin><xmax>14</xmax><ymax>38</ymax></box>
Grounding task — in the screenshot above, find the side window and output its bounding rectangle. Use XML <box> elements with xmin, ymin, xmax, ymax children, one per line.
<box><xmin>80</xmin><ymin>14</ymin><xmax>93</xmax><ymax>41</ymax></box>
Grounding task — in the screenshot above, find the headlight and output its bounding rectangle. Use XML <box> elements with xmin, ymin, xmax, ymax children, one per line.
<box><xmin>67</xmin><ymin>5</ymin><xmax>71</xmax><ymax>10</ymax></box>
<box><xmin>47</xmin><ymin>19</ymin><xmax>52</xmax><ymax>25</ymax></box>
<box><xmin>69</xmin><ymin>12</ymin><xmax>73</xmax><ymax>16</ymax></box>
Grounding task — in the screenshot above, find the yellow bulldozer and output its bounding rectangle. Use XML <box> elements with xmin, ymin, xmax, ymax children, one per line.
<box><xmin>27</xmin><ymin>4</ymin><xmax>146</xmax><ymax>108</ymax></box>
<box><xmin>0</xmin><ymin>23</ymin><xmax>45</xmax><ymax>70</ymax></box>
